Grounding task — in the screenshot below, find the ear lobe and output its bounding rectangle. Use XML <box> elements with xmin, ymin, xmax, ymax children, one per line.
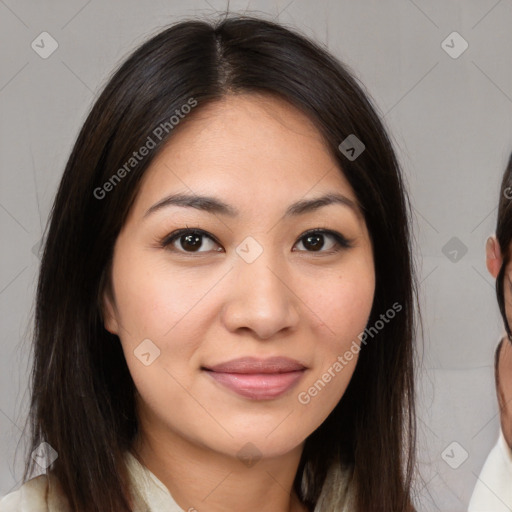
<box><xmin>101</xmin><ymin>288</ymin><xmax>120</xmax><ymax>335</ymax></box>
<box><xmin>486</xmin><ymin>235</ymin><xmax>503</xmax><ymax>279</ymax></box>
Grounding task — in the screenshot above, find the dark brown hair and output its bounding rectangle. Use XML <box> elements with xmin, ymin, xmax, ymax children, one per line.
<box><xmin>21</xmin><ymin>14</ymin><xmax>417</xmax><ymax>512</ymax></box>
<box><xmin>495</xmin><ymin>338</ymin><xmax>505</xmax><ymax>407</ymax></box>
<box><xmin>495</xmin><ymin>153</ymin><xmax>512</xmax><ymax>340</ymax></box>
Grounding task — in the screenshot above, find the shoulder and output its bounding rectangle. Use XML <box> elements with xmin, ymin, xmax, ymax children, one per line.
<box><xmin>0</xmin><ymin>473</ymin><xmax>71</xmax><ymax>512</ymax></box>
<box><xmin>468</xmin><ymin>429</ymin><xmax>512</xmax><ymax>511</ymax></box>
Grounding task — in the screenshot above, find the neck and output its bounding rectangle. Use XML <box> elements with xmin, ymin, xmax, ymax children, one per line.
<box><xmin>131</xmin><ymin>424</ymin><xmax>310</xmax><ymax>512</ymax></box>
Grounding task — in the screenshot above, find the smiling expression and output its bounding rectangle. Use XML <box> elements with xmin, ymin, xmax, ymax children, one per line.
<box><xmin>102</xmin><ymin>93</ymin><xmax>376</xmax><ymax>460</ymax></box>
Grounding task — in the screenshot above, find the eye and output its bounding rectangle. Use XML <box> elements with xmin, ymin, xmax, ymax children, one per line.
<box><xmin>161</xmin><ymin>228</ymin><xmax>222</xmax><ymax>254</ymax></box>
<box><xmin>293</xmin><ymin>229</ymin><xmax>352</xmax><ymax>254</ymax></box>
<box><xmin>160</xmin><ymin>228</ymin><xmax>352</xmax><ymax>255</ymax></box>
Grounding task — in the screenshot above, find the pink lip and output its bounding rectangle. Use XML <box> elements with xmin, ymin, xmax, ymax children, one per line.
<box><xmin>204</xmin><ymin>356</ymin><xmax>306</xmax><ymax>374</ymax></box>
<box><xmin>203</xmin><ymin>357</ymin><xmax>307</xmax><ymax>400</ymax></box>
<box><xmin>205</xmin><ymin>370</ymin><xmax>305</xmax><ymax>400</ymax></box>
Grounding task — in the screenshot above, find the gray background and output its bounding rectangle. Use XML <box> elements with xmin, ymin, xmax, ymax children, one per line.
<box><xmin>1</xmin><ymin>1</ymin><xmax>511</xmax><ymax>510</ymax></box>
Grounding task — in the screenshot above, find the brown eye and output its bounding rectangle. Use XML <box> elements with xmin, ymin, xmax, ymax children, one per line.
<box><xmin>161</xmin><ymin>228</ymin><xmax>352</xmax><ymax>256</ymax></box>
<box><xmin>293</xmin><ymin>230</ymin><xmax>352</xmax><ymax>253</ymax></box>
<box><xmin>299</xmin><ymin>233</ymin><xmax>329</xmax><ymax>251</ymax></box>
<box><xmin>162</xmin><ymin>229</ymin><xmax>222</xmax><ymax>254</ymax></box>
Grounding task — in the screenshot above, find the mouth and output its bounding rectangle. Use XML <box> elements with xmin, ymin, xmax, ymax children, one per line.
<box><xmin>202</xmin><ymin>356</ymin><xmax>307</xmax><ymax>400</ymax></box>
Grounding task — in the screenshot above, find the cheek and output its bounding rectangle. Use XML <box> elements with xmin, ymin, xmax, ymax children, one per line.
<box><xmin>295</xmin><ymin>260</ymin><xmax>374</xmax><ymax>412</ymax></box>
<box><xmin>505</xmin><ymin>288</ymin><xmax>512</xmax><ymax>329</ymax></box>
<box><xmin>109</xmin><ymin>251</ymin><xmax>225</xmax><ymax>402</ymax></box>
<box><xmin>329</xmin><ymin>279</ymin><xmax>373</xmax><ymax>336</ymax></box>
<box><xmin>500</xmin><ymin>342</ymin><xmax>512</xmax><ymax>409</ymax></box>
<box><xmin>112</xmin><ymin>264</ymin><xmax>215</xmax><ymax>414</ymax></box>
<box><xmin>111</xmin><ymin>249</ymin><xmax>218</xmax><ymax>341</ymax></box>
<box><xmin>311</xmin><ymin>261</ymin><xmax>375</xmax><ymax>350</ymax></box>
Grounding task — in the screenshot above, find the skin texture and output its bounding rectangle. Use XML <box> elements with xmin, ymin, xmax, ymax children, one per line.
<box><xmin>486</xmin><ymin>236</ymin><xmax>512</xmax><ymax>448</ymax></box>
<box><xmin>102</xmin><ymin>93</ymin><xmax>375</xmax><ymax>512</ymax></box>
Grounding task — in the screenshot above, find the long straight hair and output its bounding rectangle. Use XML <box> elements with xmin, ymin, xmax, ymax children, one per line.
<box><xmin>22</xmin><ymin>14</ymin><xmax>417</xmax><ymax>512</ymax></box>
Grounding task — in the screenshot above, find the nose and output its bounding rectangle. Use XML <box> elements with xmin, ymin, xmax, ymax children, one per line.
<box><xmin>220</xmin><ymin>245</ymin><xmax>301</xmax><ymax>340</ymax></box>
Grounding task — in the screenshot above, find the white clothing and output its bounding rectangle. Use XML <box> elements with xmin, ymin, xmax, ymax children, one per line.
<box><xmin>468</xmin><ymin>428</ymin><xmax>512</xmax><ymax>511</ymax></box>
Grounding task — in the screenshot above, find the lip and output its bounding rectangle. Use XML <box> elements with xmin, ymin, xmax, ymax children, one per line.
<box><xmin>202</xmin><ymin>357</ymin><xmax>307</xmax><ymax>400</ymax></box>
<box><xmin>204</xmin><ymin>356</ymin><xmax>306</xmax><ymax>374</ymax></box>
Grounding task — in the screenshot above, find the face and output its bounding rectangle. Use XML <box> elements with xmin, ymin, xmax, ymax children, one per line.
<box><xmin>103</xmin><ymin>93</ymin><xmax>375</xmax><ymax>460</ymax></box>
<box><xmin>486</xmin><ymin>237</ymin><xmax>512</xmax><ymax>446</ymax></box>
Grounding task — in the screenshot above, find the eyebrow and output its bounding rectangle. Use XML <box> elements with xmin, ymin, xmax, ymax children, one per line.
<box><xmin>143</xmin><ymin>192</ymin><xmax>359</xmax><ymax>219</ymax></box>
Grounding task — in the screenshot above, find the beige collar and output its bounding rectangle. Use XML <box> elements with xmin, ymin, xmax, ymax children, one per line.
<box><xmin>123</xmin><ymin>451</ymin><xmax>185</xmax><ymax>512</ymax></box>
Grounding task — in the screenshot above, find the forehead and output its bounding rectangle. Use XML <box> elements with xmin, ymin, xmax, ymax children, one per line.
<box><xmin>132</xmin><ymin>93</ymin><xmax>358</xmax><ymax>218</ymax></box>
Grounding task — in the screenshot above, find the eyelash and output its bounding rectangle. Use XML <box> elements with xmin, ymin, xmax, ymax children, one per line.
<box><xmin>159</xmin><ymin>227</ymin><xmax>353</xmax><ymax>256</ymax></box>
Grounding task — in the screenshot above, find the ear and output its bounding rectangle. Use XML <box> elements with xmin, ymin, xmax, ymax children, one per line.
<box><xmin>101</xmin><ymin>287</ymin><xmax>120</xmax><ymax>335</ymax></box>
<box><xmin>486</xmin><ymin>235</ymin><xmax>503</xmax><ymax>279</ymax></box>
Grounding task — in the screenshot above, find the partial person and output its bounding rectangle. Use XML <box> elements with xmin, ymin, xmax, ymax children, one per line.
<box><xmin>469</xmin><ymin>152</ymin><xmax>512</xmax><ymax>511</ymax></box>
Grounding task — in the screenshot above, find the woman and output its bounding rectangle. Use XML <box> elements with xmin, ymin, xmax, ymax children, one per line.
<box><xmin>0</xmin><ymin>15</ymin><xmax>417</xmax><ymax>512</ymax></box>
<box><xmin>469</xmin><ymin>153</ymin><xmax>512</xmax><ymax>511</ymax></box>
